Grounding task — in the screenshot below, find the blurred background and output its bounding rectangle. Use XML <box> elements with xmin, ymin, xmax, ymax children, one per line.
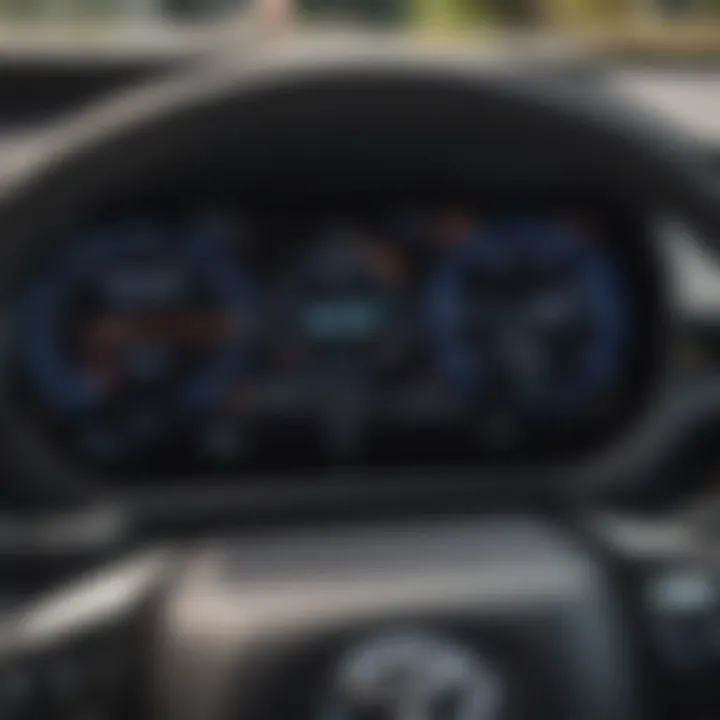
<box><xmin>0</xmin><ymin>0</ymin><xmax>719</xmax><ymax>27</ymax></box>
<box><xmin>0</xmin><ymin>0</ymin><xmax>718</xmax><ymax>52</ymax></box>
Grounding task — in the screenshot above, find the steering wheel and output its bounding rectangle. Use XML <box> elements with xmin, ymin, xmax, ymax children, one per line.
<box><xmin>0</xmin><ymin>40</ymin><xmax>718</xmax><ymax>720</ymax></box>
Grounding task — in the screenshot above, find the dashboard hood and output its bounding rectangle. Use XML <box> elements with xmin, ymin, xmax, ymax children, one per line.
<box><xmin>0</xmin><ymin>34</ymin><xmax>717</xmax><ymax>504</ymax></box>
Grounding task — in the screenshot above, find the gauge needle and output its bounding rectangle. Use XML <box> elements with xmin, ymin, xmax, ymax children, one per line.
<box><xmin>82</xmin><ymin>310</ymin><xmax>246</xmax><ymax>352</ymax></box>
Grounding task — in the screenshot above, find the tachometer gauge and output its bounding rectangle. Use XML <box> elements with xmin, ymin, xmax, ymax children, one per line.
<box><xmin>16</xmin><ymin>216</ymin><xmax>254</xmax><ymax>465</ymax></box>
<box><xmin>426</xmin><ymin>215</ymin><xmax>626</xmax><ymax>438</ymax></box>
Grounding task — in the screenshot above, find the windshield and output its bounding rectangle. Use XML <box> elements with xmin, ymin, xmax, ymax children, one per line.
<box><xmin>0</xmin><ymin>0</ymin><xmax>718</xmax><ymax>147</ymax></box>
<box><xmin>1</xmin><ymin>0</ymin><xmax>719</xmax><ymax>33</ymax></box>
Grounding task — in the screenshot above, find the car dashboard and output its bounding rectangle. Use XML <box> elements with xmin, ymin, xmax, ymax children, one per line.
<box><xmin>0</xmin><ymin>43</ymin><xmax>717</xmax><ymax>720</ymax></box>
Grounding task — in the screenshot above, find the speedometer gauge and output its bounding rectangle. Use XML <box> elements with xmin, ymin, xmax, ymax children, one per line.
<box><xmin>426</xmin><ymin>215</ymin><xmax>626</xmax><ymax>437</ymax></box>
<box><xmin>16</xmin><ymin>217</ymin><xmax>254</xmax><ymax>464</ymax></box>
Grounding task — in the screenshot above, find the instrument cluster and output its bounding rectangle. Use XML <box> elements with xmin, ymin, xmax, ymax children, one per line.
<box><xmin>10</xmin><ymin>204</ymin><xmax>649</xmax><ymax>479</ymax></box>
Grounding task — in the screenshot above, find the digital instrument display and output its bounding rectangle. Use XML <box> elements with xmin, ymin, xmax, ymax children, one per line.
<box><xmin>11</xmin><ymin>205</ymin><xmax>645</xmax><ymax>478</ymax></box>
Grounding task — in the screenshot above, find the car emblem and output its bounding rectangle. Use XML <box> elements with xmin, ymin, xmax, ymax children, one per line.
<box><xmin>320</xmin><ymin>629</ymin><xmax>504</xmax><ymax>720</ymax></box>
